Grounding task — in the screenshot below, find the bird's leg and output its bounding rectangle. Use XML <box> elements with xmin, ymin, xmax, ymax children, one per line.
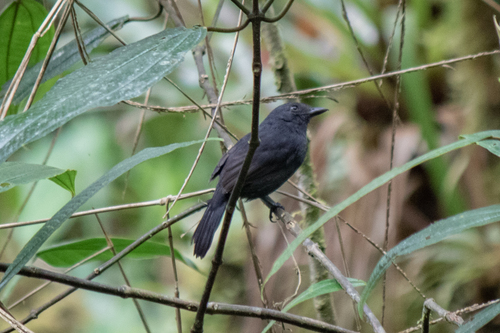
<box><xmin>260</xmin><ymin>196</ymin><xmax>284</xmax><ymax>222</ymax></box>
<box><xmin>269</xmin><ymin>202</ymin><xmax>284</xmax><ymax>222</ymax></box>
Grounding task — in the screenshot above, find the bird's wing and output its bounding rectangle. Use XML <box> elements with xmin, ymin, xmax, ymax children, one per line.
<box><xmin>218</xmin><ymin>139</ymin><xmax>297</xmax><ymax>193</ymax></box>
<box><xmin>210</xmin><ymin>152</ymin><xmax>228</xmax><ymax>181</ymax></box>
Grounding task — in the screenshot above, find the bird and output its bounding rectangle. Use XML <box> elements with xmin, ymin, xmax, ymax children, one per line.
<box><xmin>192</xmin><ymin>102</ymin><xmax>328</xmax><ymax>258</ymax></box>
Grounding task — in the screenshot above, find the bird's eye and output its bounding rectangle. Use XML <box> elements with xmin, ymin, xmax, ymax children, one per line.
<box><xmin>291</xmin><ymin>105</ymin><xmax>298</xmax><ymax>111</ymax></box>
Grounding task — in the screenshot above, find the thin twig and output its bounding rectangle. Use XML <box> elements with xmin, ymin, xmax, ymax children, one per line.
<box><xmin>379</xmin><ymin>0</ymin><xmax>404</xmax><ymax>82</ymax></box>
<box><xmin>164</xmin><ymin>200</ymin><xmax>183</xmax><ymax>333</ymax></box>
<box><xmin>128</xmin><ymin>3</ymin><xmax>163</xmax><ymax>22</ymax></box>
<box><xmin>0</xmin><ymin>189</ymin><xmax>213</xmax><ymax>229</ymax></box>
<box><xmin>70</xmin><ymin>2</ymin><xmax>90</xmax><ymax>65</ymax></box>
<box><xmin>0</xmin><ymin>0</ymin><xmax>66</xmax><ymax>118</ymax></box>
<box><xmin>121</xmin><ymin>99</ymin><xmax>238</xmax><ymax>140</ymax></box>
<box><xmin>122</xmin><ymin>89</ymin><xmax>150</xmax><ymax>199</ymax></box>
<box><xmin>262</xmin><ymin>0</ymin><xmax>295</xmax><ymax>23</ymax></box>
<box><xmin>239</xmin><ymin>199</ymin><xmax>268</xmax><ymax>305</ymax></box>
<box><xmin>339</xmin><ymin>0</ymin><xmax>391</xmax><ymax>108</ymax></box>
<box><xmin>398</xmin><ymin>299</ymin><xmax>499</xmax><ymax>333</ymax></box>
<box><xmin>23</xmin><ymin>1</ymin><xmax>72</xmax><ymax>111</ymax></box>
<box><xmin>142</xmin><ymin>48</ymin><xmax>500</xmax><ymax>113</ymax></box>
<box><xmin>164</xmin><ymin>5</ymin><xmax>242</xmax><ymax>217</ymax></box>
<box><xmin>191</xmin><ymin>0</ymin><xmax>263</xmax><ymax>330</ymax></box>
<box><xmin>207</xmin><ymin>19</ymin><xmax>250</xmax><ymax>33</ymax></box>
<box><xmin>335</xmin><ymin>218</ymin><xmax>361</xmax><ymax>330</ymax></box>
<box><xmin>382</xmin><ymin>0</ymin><xmax>406</xmax><ymax>324</ymax></box>
<box><xmin>95</xmin><ymin>214</ymin><xmax>151</xmax><ymax>333</ymax></box>
<box><xmin>275</xmin><ymin>219</ymin><xmax>302</xmax><ymax>309</ymax></box>
<box><xmin>0</xmin><ymin>306</ymin><xmax>33</xmax><ymax>333</ymax></box>
<box><xmin>261</xmin><ymin>197</ymin><xmax>386</xmax><ymax>333</ymax></box>
<box><xmin>74</xmin><ymin>0</ymin><xmax>127</xmax><ymax>45</ymax></box>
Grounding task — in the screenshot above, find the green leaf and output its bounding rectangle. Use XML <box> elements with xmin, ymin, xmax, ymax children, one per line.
<box><xmin>455</xmin><ymin>301</ymin><xmax>500</xmax><ymax>333</ymax></box>
<box><xmin>49</xmin><ymin>169</ymin><xmax>77</xmax><ymax>197</ymax></box>
<box><xmin>0</xmin><ymin>138</ymin><xmax>220</xmax><ymax>290</ymax></box>
<box><xmin>0</xmin><ymin>26</ymin><xmax>206</xmax><ymax>164</ymax></box>
<box><xmin>261</xmin><ymin>278</ymin><xmax>365</xmax><ymax>333</ymax></box>
<box><xmin>37</xmin><ymin>238</ymin><xmax>200</xmax><ymax>273</ymax></box>
<box><xmin>285</xmin><ymin>278</ymin><xmax>365</xmax><ymax>312</ymax></box>
<box><xmin>0</xmin><ymin>0</ymin><xmax>54</xmax><ymax>86</ymax></box>
<box><xmin>358</xmin><ymin>205</ymin><xmax>500</xmax><ymax>316</ymax></box>
<box><xmin>477</xmin><ymin>138</ymin><xmax>500</xmax><ymax>157</ymax></box>
<box><xmin>0</xmin><ymin>16</ymin><xmax>129</xmax><ymax>105</ymax></box>
<box><xmin>0</xmin><ymin>161</ymin><xmax>74</xmax><ymax>193</ymax></box>
<box><xmin>263</xmin><ymin>130</ymin><xmax>500</xmax><ymax>289</ymax></box>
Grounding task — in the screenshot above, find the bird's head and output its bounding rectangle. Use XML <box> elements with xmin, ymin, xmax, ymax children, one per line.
<box><xmin>268</xmin><ymin>102</ymin><xmax>328</xmax><ymax>124</ymax></box>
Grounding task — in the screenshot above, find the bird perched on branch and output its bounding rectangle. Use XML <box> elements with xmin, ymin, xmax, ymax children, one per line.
<box><xmin>192</xmin><ymin>102</ymin><xmax>328</xmax><ymax>258</ymax></box>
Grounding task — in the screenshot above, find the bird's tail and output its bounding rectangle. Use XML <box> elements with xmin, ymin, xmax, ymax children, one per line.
<box><xmin>192</xmin><ymin>187</ymin><xmax>229</xmax><ymax>258</ymax></box>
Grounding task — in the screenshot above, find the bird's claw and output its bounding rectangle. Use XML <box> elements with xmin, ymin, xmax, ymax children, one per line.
<box><xmin>269</xmin><ymin>202</ymin><xmax>285</xmax><ymax>222</ymax></box>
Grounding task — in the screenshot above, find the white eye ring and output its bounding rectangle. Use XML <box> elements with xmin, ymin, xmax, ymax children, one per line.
<box><xmin>291</xmin><ymin>105</ymin><xmax>298</xmax><ymax>111</ymax></box>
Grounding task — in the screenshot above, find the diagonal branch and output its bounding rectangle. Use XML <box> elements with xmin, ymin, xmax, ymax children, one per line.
<box><xmin>260</xmin><ymin>197</ymin><xmax>386</xmax><ymax>333</ymax></box>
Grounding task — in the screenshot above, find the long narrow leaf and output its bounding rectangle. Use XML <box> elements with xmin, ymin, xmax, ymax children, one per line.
<box><xmin>262</xmin><ymin>278</ymin><xmax>365</xmax><ymax>333</ymax></box>
<box><xmin>358</xmin><ymin>204</ymin><xmax>500</xmax><ymax>315</ymax></box>
<box><xmin>0</xmin><ymin>26</ymin><xmax>206</xmax><ymax>163</ymax></box>
<box><xmin>0</xmin><ymin>138</ymin><xmax>219</xmax><ymax>290</ymax></box>
<box><xmin>0</xmin><ymin>161</ymin><xmax>75</xmax><ymax>194</ymax></box>
<box><xmin>37</xmin><ymin>238</ymin><xmax>200</xmax><ymax>273</ymax></box>
<box><xmin>263</xmin><ymin>130</ymin><xmax>500</xmax><ymax>288</ymax></box>
<box><xmin>0</xmin><ymin>16</ymin><xmax>129</xmax><ymax>104</ymax></box>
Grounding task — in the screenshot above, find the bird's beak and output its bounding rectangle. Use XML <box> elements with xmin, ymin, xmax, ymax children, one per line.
<box><xmin>309</xmin><ymin>107</ymin><xmax>328</xmax><ymax>117</ymax></box>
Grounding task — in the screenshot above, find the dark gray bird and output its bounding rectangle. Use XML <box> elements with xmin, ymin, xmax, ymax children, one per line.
<box><xmin>192</xmin><ymin>102</ymin><xmax>328</xmax><ymax>258</ymax></box>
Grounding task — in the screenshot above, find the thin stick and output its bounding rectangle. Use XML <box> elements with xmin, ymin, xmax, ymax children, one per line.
<box><xmin>95</xmin><ymin>213</ymin><xmax>151</xmax><ymax>332</ymax></box>
<box><xmin>153</xmin><ymin>49</ymin><xmax>500</xmax><ymax>113</ymax></box>
<box><xmin>165</xmin><ymin>200</ymin><xmax>183</xmax><ymax>333</ymax></box>
<box><xmin>0</xmin><ymin>0</ymin><xmax>66</xmax><ymax>118</ymax></box>
<box><xmin>191</xmin><ymin>0</ymin><xmax>263</xmax><ymax>330</ymax></box>
<box><xmin>23</xmin><ymin>1</ymin><xmax>72</xmax><ymax>111</ymax></box>
<box><xmin>165</xmin><ymin>2</ymin><xmax>243</xmax><ymax>216</ymax></box>
<box><xmin>339</xmin><ymin>0</ymin><xmax>391</xmax><ymax>108</ymax></box>
<box><xmin>382</xmin><ymin>2</ymin><xmax>406</xmax><ymax>324</ymax></box>
<box><xmin>0</xmin><ymin>189</ymin><xmax>213</xmax><ymax>230</ymax></box>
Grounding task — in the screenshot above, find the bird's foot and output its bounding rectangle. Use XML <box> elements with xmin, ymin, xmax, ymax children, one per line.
<box><xmin>269</xmin><ymin>202</ymin><xmax>285</xmax><ymax>222</ymax></box>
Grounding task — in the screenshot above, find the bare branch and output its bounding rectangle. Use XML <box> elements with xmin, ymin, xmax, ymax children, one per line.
<box><xmin>0</xmin><ymin>264</ymin><xmax>357</xmax><ymax>333</ymax></box>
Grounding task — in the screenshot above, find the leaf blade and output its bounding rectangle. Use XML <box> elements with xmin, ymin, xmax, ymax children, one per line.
<box><xmin>358</xmin><ymin>204</ymin><xmax>500</xmax><ymax>315</ymax></box>
<box><xmin>0</xmin><ymin>16</ymin><xmax>129</xmax><ymax>104</ymax></box>
<box><xmin>0</xmin><ymin>161</ymin><xmax>73</xmax><ymax>193</ymax></box>
<box><xmin>37</xmin><ymin>238</ymin><xmax>201</xmax><ymax>273</ymax></box>
<box><xmin>0</xmin><ymin>26</ymin><xmax>206</xmax><ymax>163</ymax></box>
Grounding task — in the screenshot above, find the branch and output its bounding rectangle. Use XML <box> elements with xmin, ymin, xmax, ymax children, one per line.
<box><xmin>0</xmin><ymin>263</ymin><xmax>357</xmax><ymax>333</ymax></box>
<box><xmin>261</xmin><ymin>197</ymin><xmax>386</xmax><ymax>333</ymax></box>
<box><xmin>0</xmin><ymin>189</ymin><xmax>213</xmax><ymax>230</ymax></box>
<box><xmin>0</xmin><ymin>203</ymin><xmax>206</xmax><ymax>331</ymax></box>
<box><xmin>136</xmin><ymin>48</ymin><xmax>500</xmax><ymax>113</ymax></box>
<box><xmin>191</xmin><ymin>0</ymin><xmax>264</xmax><ymax>329</ymax></box>
<box><xmin>261</xmin><ymin>0</ymin><xmax>295</xmax><ymax>23</ymax></box>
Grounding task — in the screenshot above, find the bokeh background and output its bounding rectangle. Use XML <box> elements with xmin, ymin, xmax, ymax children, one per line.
<box><xmin>1</xmin><ymin>0</ymin><xmax>500</xmax><ymax>332</ymax></box>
